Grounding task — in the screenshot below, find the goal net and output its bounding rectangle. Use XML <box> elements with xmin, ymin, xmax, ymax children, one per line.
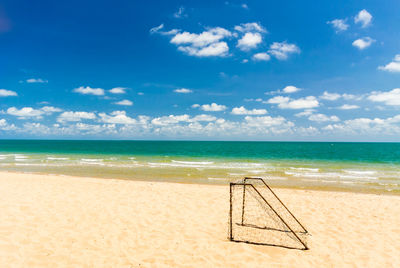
<box><xmin>229</xmin><ymin>177</ymin><xmax>309</xmax><ymax>250</ymax></box>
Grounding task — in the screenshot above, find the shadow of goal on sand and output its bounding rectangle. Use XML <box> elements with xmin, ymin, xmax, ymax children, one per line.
<box><xmin>229</xmin><ymin>177</ymin><xmax>309</xmax><ymax>250</ymax></box>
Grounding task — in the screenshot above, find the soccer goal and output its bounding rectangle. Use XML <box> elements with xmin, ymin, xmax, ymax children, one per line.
<box><xmin>229</xmin><ymin>177</ymin><xmax>309</xmax><ymax>250</ymax></box>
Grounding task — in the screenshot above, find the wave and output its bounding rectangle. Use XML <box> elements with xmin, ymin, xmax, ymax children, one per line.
<box><xmin>289</xmin><ymin>167</ymin><xmax>319</xmax><ymax>172</ymax></box>
<box><xmin>81</xmin><ymin>158</ymin><xmax>104</xmax><ymax>162</ymax></box>
<box><xmin>172</xmin><ymin>160</ymin><xmax>214</xmax><ymax>165</ymax></box>
<box><xmin>47</xmin><ymin>157</ymin><xmax>70</xmax><ymax>160</ymax></box>
<box><xmin>342</xmin><ymin>170</ymin><xmax>377</xmax><ymax>176</ymax></box>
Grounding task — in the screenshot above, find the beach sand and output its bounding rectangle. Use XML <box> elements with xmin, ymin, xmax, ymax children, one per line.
<box><xmin>1</xmin><ymin>172</ymin><xmax>400</xmax><ymax>267</ymax></box>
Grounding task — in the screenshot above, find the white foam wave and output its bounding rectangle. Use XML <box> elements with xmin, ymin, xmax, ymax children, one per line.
<box><xmin>342</xmin><ymin>170</ymin><xmax>377</xmax><ymax>176</ymax></box>
<box><xmin>172</xmin><ymin>160</ymin><xmax>214</xmax><ymax>165</ymax></box>
<box><xmin>289</xmin><ymin>167</ymin><xmax>319</xmax><ymax>172</ymax></box>
<box><xmin>47</xmin><ymin>157</ymin><xmax>70</xmax><ymax>160</ymax></box>
<box><xmin>81</xmin><ymin>158</ymin><xmax>104</xmax><ymax>162</ymax></box>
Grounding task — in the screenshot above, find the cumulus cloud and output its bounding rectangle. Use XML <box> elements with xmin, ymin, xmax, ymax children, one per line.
<box><xmin>320</xmin><ymin>91</ymin><xmax>341</xmax><ymax>101</ymax></box>
<box><xmin>151</xmin><ymin>114</ymin><xmax>190</xmax><ymax>126</ymax></box>
<box><xmin>327</xmin><ymin>19</ymin><xmax>349</xmax><ymax>32</ymax></box>
<box><xmin>41</xmin><ymin>106</ymin><xmax>63</xmax><ymax>114</ymax></box>
<box><xmin>378</xmin><ymin>54</ymin><xmax>400</xmax><ymax>73</ymax></box>
<box><xmin>99</xmin><ymin>111</ymin><xmax>137</xmax><ymax>124</ymax></box>
<box><xmin>308</xmin><ymin>113</ymin><xmax>340</xmax><ymax>122</ymax></box>
<box><xmin>338</xmin><ymin>104</ymin><xmax>360</xmax><ymax>110</ymax></box>
<box><xmin>114</xmin><ymin>99</ymin><xmax>133</xmax><ymax>106</ymax></box>
<box><xmin>352</xmin><ymin>37</ymin><xmax>375</xmax><ymax>50</ymax></box>
<box><xmin>171</xmin><ymin>27</ymin><xmax>232</xmax><ymax>57</ymax></box>
<box><xmin>57</xmin><ymin>111</ymin><xmax>96</xmax><ymax>123</ymax></box>
<box><xmin>109</xmin><ymin>87</ymin><xmax>127</xmax><ymax>94</ymax></box>
<box><xmin>267</xmin><ymin>96</ymin><xmax>319</xmax><ymax>109</ymax></box>
<box><xmin>0</xmin><ymin>119</ymin><xmax>17</xmax><ymax>131</ymax></box>
<box><xmin>252</xmin><ymin>52</ymin><xmax>270</xmax><ymax>61</ymax></box>
<box><xmin>324</xmin><ymin>115</ymin><xmax>400</xmax><ymax>136</ymax></box>
<box><xmin>268</xmin><ymin>42</ymin><xmax>300</xmax><ymax>60</ymax></box>
<box><xmin>6</xmin><ymin>107</ymin><xmax>44</xmax><ymax>119</ymax></box>
<box><xmin>0</xmin><ymin>89</ymin><xmax>17</xmax><ymax>97</ymax></box>
<box><xmin>295</xmin><ymin>109</ymin><xmax>316</xmax><ymax>117</ymax></box>
<box><xmin>234</xmin><ymin>22</ymin><xmax>266</xmax><ymax>33</ymax></box>
<box><xmin>237</xmin><ymin>32</ymin><xmax>262</xmax><ymax>51</ymax></box>
<box><xmin>231</xmin><ymin>106</ymin><xmax>267</xmax><ymax>115</ymax></box>
<box><xmin>73</xmin><ymin>86</ymin><xmax>105</xmax><ymax>96</ymax></box>
<box><xmin>26</xmin><ymin>78</ymin><xmax>48</xmax><ymax>83</ymax></box>
<box><xmin>174</xmin><ymin>88</ymin><xmax>193</xmax><ymax>93</ymax></box>
<box><xmin>354</xmin><ymin>9</ymin><xmax>372</xmax><ymax>28</ymax></box>
<box><xmin>266</xmin><ymin>86</ymin><xmax>301</xmax><ymax>95</ymax></box>
<box><xmin>368</xmin><ymin>88</ymin><xmax>400</xmax><ymax>106</ymax></box>
<box><xmin>282</xmin><ymin>86</ymin><xmax>301</xmax><ymax>93</ymax></box>
<box><xmin>177</xmin><ymin>41</ymin><xmax>229</xmax><ymax>57</ymax></box>
<box><xmin>196</xmin><ymin>103</ymin><xmax>227</xmax><ymax>112</ymax></box>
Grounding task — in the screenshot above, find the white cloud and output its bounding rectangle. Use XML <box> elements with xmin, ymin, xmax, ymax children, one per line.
<box><xmin>26</xmin><ymin>78</ymin><xmax>48</xmax><ymax>83</ymax></box>
<box><xmin>338</xmin><ymin>104</ymin><xmax>360</xmax><ymax>110</ymax></box>
<box><xmin>191</xmin><ymin>114</ymin><xmax>217</xmax><ymax>122</ymax></box>
<box><xmin>352</xmin><ymin>37</ymin><xmax>375</xmax><ymax>50</ymax></box>
<box><xmin>174</xmin><ymin>88</ymin><xmax>193</xmax><ymax>93</ymax></box>
<box><xmin>178</xmin><ymin>41</ymin><xmax>229</xmax><ymax>57</ymax></box>
<box><xmin>0</xmin><ymin>119</ymin><xmax>17</xmax><ymax>131</ymax></box>
<box><xmin>114</xmin><ymin>99</ymin><xmax>133</xmax><ymax>106</ymax></box>
<box><xmin>0</xmin><ymin>89</ymin><xmax>17</xmax><ymax>97</ymax></box>
<box><xmin>378</xmin><ymin>54</ymin><xmax>400</xmax><ymax>73</ymax></box>
<box><xmin>151</xmin><ymin>114</ymin><xmax>190</xmax><ymax>126</ymax></box>
<box><xmin>267</xmin><ymin>96</ymin><xmax>290</xmax><ymax>104</ymax></box>
<box><xmin>354</xmin><ymin>9</ymin><xmax>372</xmax><ymax>28</ymax></box>
<box><xmin>6</xmin><ymin>107</ymin><xmax>44</xmax><ymax>119</ymax></box>
<box><xmin>168</xmin><ymin>26</ymin><xmax>234</xmax><ymax>57</ymax></box>
<box><xmin>267</xmin><ymin>96</ymin><xmax>319</xmax><ymax>109</ymax></box>
<box><xmin>295</xmin><ymin>109</ymin><xmax>316</xmax><ymax>117</ymax></box>
<box><xmin>99</xmin><ymin>111</ymin><xmax>137</xmax><ymax>124</ymax></box>
<box><xmin>320</xmin><ymin>91</ymin><xmax>341</xmax><ymax>101</ymax></box>
<box><xmin>173</xmin><ymin>6</ymin><xmax>187</xmax><ymax>18</ymax></box>
<box><xmin>327</xmin><ymin>19</ymin><xmax>349</xmax><ymax>32</ymax></box>
<box><xmin>242</xmin><ymin>59</ymin><xmax>249</xmax><ymax>63</ymax></box>
<box><xmin>282</xmin><ymin>86</ymin><xmax>301</xmax><ymax>93</ymax></box>
<box><xmin>57</xmin><ymin>111</ymin><xmax>96</xmax><ymax>123</ymax></box>
<box><xmin>241</xmin><ymin>4</ymin><xmax>248</xmax><ymax>9</ymax></box>
<box><xmin>109</xmin><ymin>87</ymin><xmax>127</xmax><ymax>94</ymax></box>
<box><xmin>198</xmin><ymin>103</ymin><xmax>227</xmax><ymax>112</ymax></box>
<box><xmin>308</xmin><ymin>113</ymin><xmax>340</xmax><ymax>122</ymax></box>
<box><xmin>268</xmin><ymin>42</ymin><xmax>300</xmax><ymax>60</ymax></box>
<box><xmin>266</xmin><ymin>85</ymin><xmax>301</xmax><ymax>95</ymax></box>
<box><xmin>231</xmin><ymin>106</ymin><xmax>267</xmax><ymax>115</ymax></box>
<box><xmin>234</xmin><ymin>22</ymin><xmax>266</xmax><ymax>33</ymax></box>
<box><xmin>324</xmin><ymin>115</ymin><xmax>400</xmax><ymax>136</ymax></box>
<box><xmin>41</xmin><ymin>106</ymin><xmax>63</xmax><ymax>113</ymax></box>
<box><xmin>237</xmin><ymin>32</ymin><xmax>262</xmax><ymax>51</ymax></box>
<box><xmin>368</xmin><ymin>88</ymin><xmax>400</xmax><ymax>106</ymax></box>
<box><xmin>252</xmin><ymin>52</ymin><xmax>270</xmax><ymax>61</ymax></box>
<box><xmin>73</xmin><ymin>86</ymin><xmax>105</xmax><ymax>96</ymax></box>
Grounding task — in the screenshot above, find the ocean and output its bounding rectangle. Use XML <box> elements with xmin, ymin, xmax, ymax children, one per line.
<box><xmin>1</xmin><ymin>140</ymin><xmax>399</xmax><ymax>194</ymax></box>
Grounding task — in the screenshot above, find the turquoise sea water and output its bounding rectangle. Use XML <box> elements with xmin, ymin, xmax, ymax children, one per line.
<box><xmin>1</xmin><ymin>140</ymin><xmax>400</xmax><ymax>194</ymax></box>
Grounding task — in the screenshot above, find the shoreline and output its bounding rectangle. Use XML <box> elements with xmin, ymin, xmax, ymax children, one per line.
<box><xmin>1</xmin><ymin>171</ymin><xmax>400</xmax><ymax>266</ymax></box>
<box><xmin>1</xmin><ymin>169</ymin><xmax>398</xmax><ymax>196</ymax></box>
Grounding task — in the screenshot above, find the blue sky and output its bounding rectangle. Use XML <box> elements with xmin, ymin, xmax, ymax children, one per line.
<box><xmin>1</xmin><ymin>0</ymin><xmax>400</xmax><ymax>141</ymax></box>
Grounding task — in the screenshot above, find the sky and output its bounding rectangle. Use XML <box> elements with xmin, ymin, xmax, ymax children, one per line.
<box><xmin>1</xmin><ymin>0</ymin><xmax>400</xmax><ymax>141</ymax></box>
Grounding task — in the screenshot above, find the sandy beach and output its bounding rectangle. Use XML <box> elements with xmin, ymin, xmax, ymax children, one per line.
<box><xmin>1</xmin><ymin>171</ymin><xmax>400</xmax><ymax>267</ymax></box>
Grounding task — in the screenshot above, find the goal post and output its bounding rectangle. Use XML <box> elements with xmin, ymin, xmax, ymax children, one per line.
<box><xmin>229</xmin><ymin>178</ymin><xmax>309</xmax><ymax>250</ymax></box>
